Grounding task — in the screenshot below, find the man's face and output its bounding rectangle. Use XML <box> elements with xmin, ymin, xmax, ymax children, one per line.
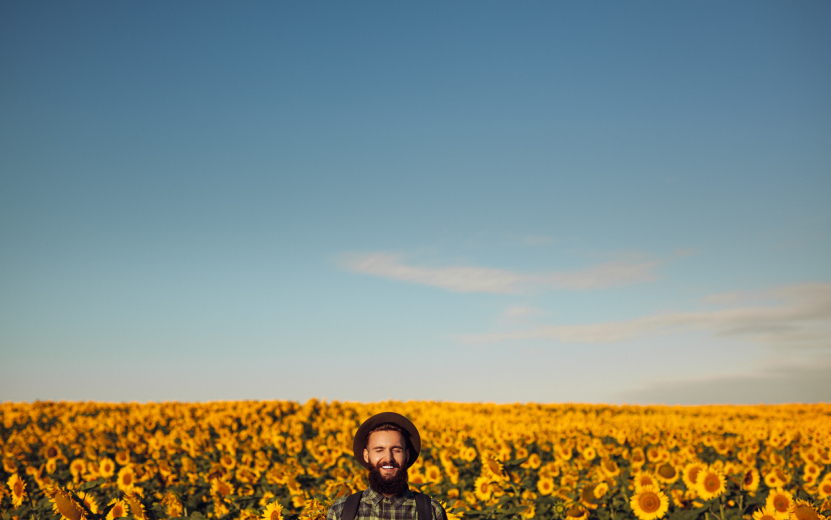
<box><xmin>363</xmin><ymin>430</ymin><xmax>409</xmax><ymax>479</ymax></box>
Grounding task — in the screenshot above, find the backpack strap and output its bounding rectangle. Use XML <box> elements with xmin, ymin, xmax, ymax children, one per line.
<box><xmin>341</xmin><ymin>491</ymin><xmax>363</xmax><ymax>520</ymax></box>
<box><xmin>415</xmin><ymin>492</ymin><xmax>445</xmax><ymax>520</ymax></box>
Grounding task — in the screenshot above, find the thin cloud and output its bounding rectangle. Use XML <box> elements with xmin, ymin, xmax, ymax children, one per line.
<box><xmin>338</xmin><ymin>252</ymin><xmax>660</xmax><ymax>294</ymax></box>
<box><xmin>459</xmin><ymin>283</ymin><xmax>831</xmax><ymax>348</ymax></box>
<box><xmin>617</xmin><ymin>361</ymin><xmax>831</xmax><ymax>405</ymax></box>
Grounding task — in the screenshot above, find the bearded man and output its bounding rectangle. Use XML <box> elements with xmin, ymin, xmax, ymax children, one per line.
<box><xmin>326</xmin><ymin>412</ymin><xmax>447</xmax><ymax>520</ymax></box>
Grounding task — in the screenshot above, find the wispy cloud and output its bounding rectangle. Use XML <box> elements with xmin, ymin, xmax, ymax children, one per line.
<box><xmin>617</xmin><ymin>360</ymin><xmax>831</xmax><ymax>405</ymax></box>
<box><xmin>338</xmin><ymin>252</ymin><xmax>659</xmax><ymax>294</ymax></box>
<box><xmin>459</xmin><ymin>283</ymin><xmax>831</xmax><ymax>348</ymax></box>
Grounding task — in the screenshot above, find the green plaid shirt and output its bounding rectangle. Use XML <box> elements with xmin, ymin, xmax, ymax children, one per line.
<box><xmin>326</xmin><ymin>488</ymin><xmax>446</xmax><ymax>520</ymax></box>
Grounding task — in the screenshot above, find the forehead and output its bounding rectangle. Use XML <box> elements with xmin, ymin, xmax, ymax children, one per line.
<box><xmin>366</xmin><ymin>429</ymin><xmax>406</xmax><ymax>448</ymax></box>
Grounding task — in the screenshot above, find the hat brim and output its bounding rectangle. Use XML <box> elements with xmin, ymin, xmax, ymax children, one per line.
<box><xmin>353</xmin><ymin>412</ymin><xmax>421</xmax><ymax>470</ymax></box>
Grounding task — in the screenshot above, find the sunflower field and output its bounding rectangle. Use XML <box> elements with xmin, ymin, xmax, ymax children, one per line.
<box><xmin>1</xmin><ymin>401</ymin><xmax>830</xmax><ymax>520</ymax></box>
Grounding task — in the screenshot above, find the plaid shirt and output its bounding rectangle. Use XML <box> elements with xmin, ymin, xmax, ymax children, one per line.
<box><xmin>326</xmin><ymin>488</ymin><xmax>446</xmax><ymax>520</ymax></box>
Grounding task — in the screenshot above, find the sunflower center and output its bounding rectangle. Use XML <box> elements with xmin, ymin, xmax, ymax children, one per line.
<box><xmin>48</xmin><ymin>448</ymin><xmax>58</xmax><ymax>458</ymax></box>
<box><xmin>659</xmin><ymin>464</ymin><xmax>676</xmax><ymax>479</ymax></box>
<box><xmin>689</xmin><ymin>468</ymin><xmax>701</xmax><ymax>482</ymax></box>
<box><xmin>793</xmin><ymin>505</ymin><xmax>820</xmax><ymax>520</ymax></box>
<box><xmin>113</xmin><ymin>506</ymin><xmax>124</xmax><ymax>517</ymax></box>
<box><xmin>704</xmin><ymin>475</ymin><xmax>720</xmax><ymax>492</ymax></box>
<box><xmin>14</xmin><ymin>480</ymin><xmax>23</xmax><ymax>495</ymax></box>
<box><xmin>270</xmin><ymin>511</ymin><xmax>280</xmax><ymax>520</ymax></box>
<box><xmin>639</xmin><ymin>492</ymin><xmax>660</xmax><ymax>513</ymax></box>
<box><xmin>773</xmin><ymin>497</ymin><xmax>789</xmax><ymax>512</ymax></box>
<box><xmin>56</xmin><ymin>493</ymin><xmax>83</xmax><ymax>520</ymax></box>
<box><xmin>744</xmin><ymin>472</ymin><xmax>753</xmax><ymax>485</ymax></box>
<box><xmin>123</xmin><ymin>474</ymin><xmax>132</xmax><ymax>486</ymax></box>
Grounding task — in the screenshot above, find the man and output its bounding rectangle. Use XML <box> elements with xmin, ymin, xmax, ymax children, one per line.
<box><xmin>326</xmin><ymin>412</ymin><xmax>447</xmax><ymax>520</ymax></box>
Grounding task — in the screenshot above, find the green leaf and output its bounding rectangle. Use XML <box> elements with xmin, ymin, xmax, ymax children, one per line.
<box><xmin>668</xmin><ymin>505</ymin><xmax>709</xmax><ymax>520</ymax></box>
<box><xmin>79</xmin><ymin>479</ymin><xmax>106</xmax><ymax>491</ymax></box>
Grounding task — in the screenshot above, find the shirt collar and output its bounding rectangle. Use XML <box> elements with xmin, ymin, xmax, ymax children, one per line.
<box><xmin>364</xmin><ymin>487</ymin><xmax>413</xmax><ymax>508</ymax></box>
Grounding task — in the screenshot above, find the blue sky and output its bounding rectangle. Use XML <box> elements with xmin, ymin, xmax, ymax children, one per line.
<box><xmin>1</xmin><ymin>1</ymin><xmax>829</xmax><ymax>404</ymax></box>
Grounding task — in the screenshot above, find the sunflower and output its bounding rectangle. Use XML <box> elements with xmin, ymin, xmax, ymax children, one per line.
<box><xmin>106</xmin><ymin>499</ymin><xmax>129</xmax><ymax>520</ymax></box>
<box><xmin>526</xmin><ymin>453</ymin><xmax>542</xmax><ymax>470</ymax></box>
<box><xmin>819</xmin><ymin>475</ymin><xmax>831</xmax><ymax>499</ymax></box>
<box><xmin>49</xmin><ymin>487</ymin><xmax>85</xmax><ymax>520</ymax></box>
<box><xmin>474</xmin><ymin>476</ymin><xmax>493</xmax><ymax>501</ymax></box>
<box><xmin>116</xmin><ymin>466</ymin><xmax>135</xmax><ymax>492</ymax></box>
<box><xmin>582</xmin><ymin>447</ymin><xmax>597</xmax><ymax>461</ymax></box>
<box><xmin>162</xmin><ymin>493</ymin><xmax>183</xmax><ymax>517</ymax></box>
<box><xmin>630</xmin><ymin>485</ymin><xmax>670</xmax><ymax>520</ymax></box>
<box><xmin>633</xmin><ymin>471</ymin><xmax>660</xmax><ymax>491</ymax></box>
<box><xmin>425</xmin><ymin>464</ymin><xmax>443</xmax><ymax>483</ymax></box>
<box><xmin>461</xmin><ymin>447</ymin><xmax>478</xmax><ymax>462</ymax></box>
<box><xmin>657</xmin><ymin>463</ymin><xmax>680</xmax><ymax>484</ymax></box>
<box><xmin>765</xmin><ymin>469</ymin><xmax>789</xmax><ymax>488</ymax></box>
<box><xmin>537</xmin><ymin>477</ymin><xmax>555</xmax><ymax>496</ymax></box>
<box><xmin>696</xmin><ymin>467</ymin><xmax>726</xmax><ymax>500</ymax></box>
<box><xmin>601</xmin><ymin>459</ymin><xmax>621</xmax><ymax>478</ymax></box>
<box><xmin>767</xmin><ymin>489</ymin><xmax>795</xmax><ymax>520</ymax></box>
<box><xmin>565</xmin><ymin>506</ymin><xmax>589</xmax><ymax>520</ymax></box>
<box><xmin>213</xmin><ymin>500</ymin><xmax>230</xmax><ymax>518</ymax></box>
<box><xmin>7</xmin><ymin>473</ymin><xmax>26</xmax><ymax>508</ymax></box>
<box><xmin>45</xmin><ymin>444</ymin><xmax>62</xmax><ymax>460</ymax></box>
<box><xmin>521</xmin><ymin>503</ymin><xmax>535</xmax><ymax>519</ymax></box>
<box><xmin>125</xmin><ymin>494</ymin><xmax>147</xmax><ymax>520</ymax></box>
<box><xmin>99</xmin><ymin>458</ymin><xmax>116</xmax><ymax>478</ymax></box>
<box><xmin>789</xmin><ymin>500</ymin><xmax>822</xmax><ymax>520</ymax></box>
<box><xmin>262</xmin><ymin>501</ymin><xmax>283</xmax><ymax>520</ymax></box>
<box><xmin>804</xmin><ymin>464</ymin><xmax>821</xmax><ymax>481</ymax></box>
<box><xmin>76</xmin><ymin>491</ymin><xmax>99</xmax><ymax>515</ymax></box>
<box><xmin>743</xmin><ymin>468</ymin><xmax>761</xmax><ymax>493</ymax></box>
<box><xmin>483</xmin><ymin>457</ymin><xmax>504</xmax><ymax>480</ymax></box>
<box><xmin>220</xmin><ymin>454</ymin><xmax>236</xmax><ymax>470</ymax></box>
<box><xmin>630</xmin><ymin>448</ymin><xmax>646</xmax><ymax>469</ymax></box>
<box><xmin>580</xmin><ymin>485</ymin><xmax>600</xmax><ymax>509</ymax></box>
<box><xmin>594</xmin><ymin>483</ymin><xmax>609</xmax><ymax>500</ymax></box>
<box><xmin>323</xmin><ymin>481</ymin><xmax>350</xmax><ymax>499</ymax></box>
<box><xmin>114</xmin><ymin>452</ymin><xmax>130</xmax><ymax>466</ymax></box>
<box><xmin>439</xmin><ymin>501</ymin><xmax>464</xmax><ymax>520</ymax></box>
<box><xmin>211</xmin><ymin>477</ymin><xmax>235</xmax><ymax>497</ymax></box>
<box><xmin>69</xmin><ymin>459</ymin><xmax>86</xmax><ymax>479</ymax></box>
<box><xmin>682</xmin><ymin>463</ymin><xmax>705</xmax><ymax>490</ymax></box>
<box><xmin>46</xmin><ymin>459</ymin><xmax>58</xmax><ymax>474</ymax></box>
<box><xmin>753</xmin><ymin>505</ymin><xmax>779</xmax><ymax>520</ymax></box>
<box><xmin>3</xmin><ymin>459</ymin><xmax>17</xmax><ymax>474</ymax></box>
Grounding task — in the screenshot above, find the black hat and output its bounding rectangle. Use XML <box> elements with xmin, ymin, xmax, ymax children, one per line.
<box><xmin>352</xmin><ymin>412</ymin><xmax>421</xmax><ymax>470</ymax></box>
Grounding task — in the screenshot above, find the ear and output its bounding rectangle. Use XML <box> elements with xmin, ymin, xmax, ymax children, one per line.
<box><xmin>363</xmin><ymin>448</ymin><xmax>370</xmax><ymax>465</ymax></box>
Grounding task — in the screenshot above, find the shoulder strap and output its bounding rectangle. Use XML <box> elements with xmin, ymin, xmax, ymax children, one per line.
<box><xmin>415</xmin><ymin>492</ymin><xmax>445</xmax><ymax>520</ymax></box>
<box><xmin>342</xmin><ymin>491</ymin><xmax>363</xmax><ymax>520</ymax></box>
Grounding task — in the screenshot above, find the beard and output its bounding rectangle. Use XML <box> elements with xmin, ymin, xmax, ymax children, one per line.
<box><xmin>367</xmin><ymin>459</ymin><xmax>409</xmax><ymax>496</ymax></box>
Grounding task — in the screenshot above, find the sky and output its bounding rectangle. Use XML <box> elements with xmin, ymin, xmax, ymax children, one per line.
<box><xmin>1</xmin><ymin>1</ymin><xmax>830</xmax><ymax>405</ymax></box>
